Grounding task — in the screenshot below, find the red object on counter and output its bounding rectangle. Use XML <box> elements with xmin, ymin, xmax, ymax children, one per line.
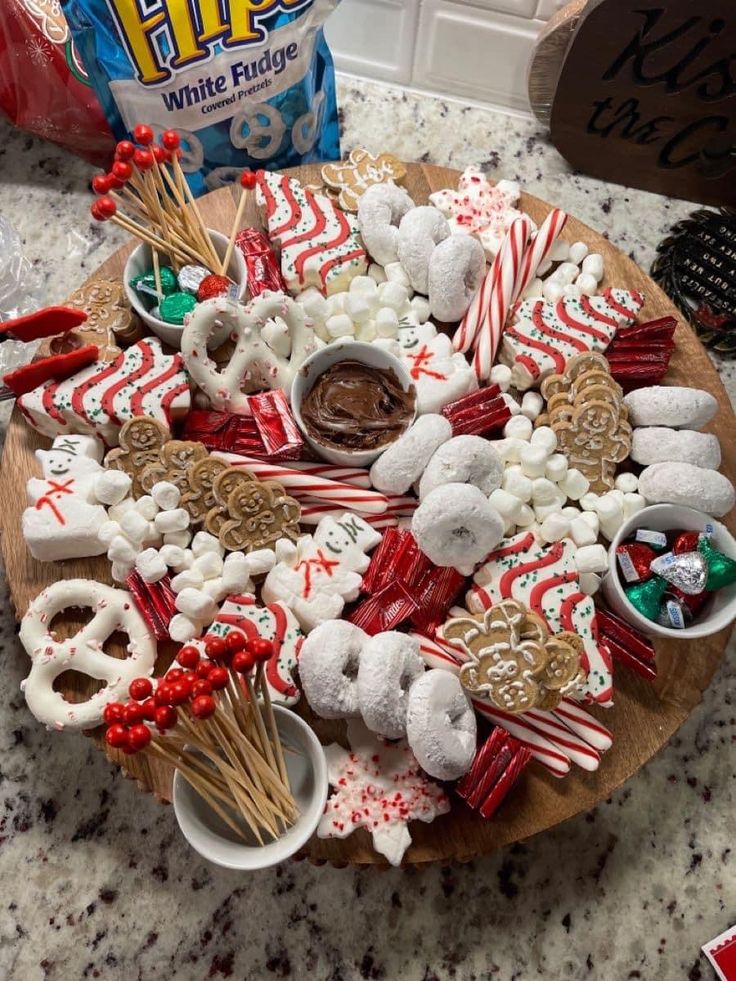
<box><xmin>441</xmin><ymin>384</ymin><xmax>511</xmax><ymax>437</ymax></box>
<box><xmin>596</xmin><ymin>608</ymin><xmax>657</xmax><ymax>681</ymax></box>
<box><xmin>605</xmin><ymin>317</ymin><xmax>677</xmax><ymax>390</ymax></box>
<box><xmin>234</xmin><ymin>228</ymin><xmax>286</xmax><ymax>297</ymax></box>
<box><xmin>456</xmin><ymin>728</ymin><xmax>532</xmax><ymax>819</ymax></box>
<box><xmin>125</xmin><ymin>571</ymin><xmax>177</xmax><ymax>642</ymax></box>
<box><xmin>3</xmin><ymin>344</ymin><xmax>98</xmax><ymax>396</ymax></box>
<box><xmin>181</xmin><ymin>408</ymin><xmax>301</xmax><ymax>461</ymax></box>
<box><xmin>0</xmin><ymin>306</ymin><xmax>87</xmax><ymax>343</ymax></box>
<box><xmin>248</xmin><ymin>389</ymin><xmax>304</xmax><ymax>460</ymax></box>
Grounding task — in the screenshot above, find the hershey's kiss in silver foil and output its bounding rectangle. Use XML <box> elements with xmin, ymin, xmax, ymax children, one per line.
<box><xmin>177</xmin><ymin>264</ymin><xmax>209</xmax><ymax>295</ymax></box>
<box><xmin>651</xmin><ymin>551</ymin><xmax>708</xmax><ymax>595</ymax></box>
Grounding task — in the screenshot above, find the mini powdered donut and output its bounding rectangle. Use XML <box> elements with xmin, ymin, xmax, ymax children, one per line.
<box><xmin>419</xmin><ymin>435</ymin><xmax>504</xmax><ymax>500</ymax></box>
<box><xmin>397</xmin><ymin>206</ymin><xmax>451</xmax><ymax>294</ymax></box>
<box><xmin>357</xmin><ymin>182</ymin><xmax>416</xmax><ymax>266</ymax></box>
<box><xmin>298</xmin><ymin>619</ymin><xmax>368</xmax><ymax>719</ymax></box>
<box><xmin>639</xmin><ymin>462</ymin><xmax>735</xmax><ymax>517</ymax></box>
<box><xmin>357</xmin><ymin>631</ymin><xmax>425</xmax><ymax>739</ymax></box>
<box><xmin>427</xmin><ymin>235</ymin><xmax>486</xmax><ymax>322</ymax></box>
<box><xmin>405</xmin><ymin>669</ymin><xmax>477</xmax><ymax>781</ymax></box>
<box><xmin>623</xmin><ymin>386</ymin><xmax>718</xmax><ymax>430</ymax></box>
<box><xmin>370</xmin><ymin>413</ymin><xmax>452</xmax><ymax>495</ymax></box>
<box><xmin>631</xmin><ymin>427</ymin><xmax>721</xmax><ymax>469</ymax></box>
<box><xmin>412</xmin><ymin>482</ymin><xmax>505</xmax><ymax>575</ymax></box>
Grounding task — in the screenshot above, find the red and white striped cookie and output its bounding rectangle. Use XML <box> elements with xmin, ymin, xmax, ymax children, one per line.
<box><xmin>256</xmin><ymin>170</ymin><xmax>367</xmax><ymax>296</ymax></box>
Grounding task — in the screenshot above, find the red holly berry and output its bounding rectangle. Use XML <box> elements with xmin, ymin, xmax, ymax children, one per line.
<box><xmin>129</xmin><ymin>677</ymin><xmax>153</xmax><ymax>701</ymax></box>
<box><xmin>204</xmin><ymin>637</ymin><xmax>229</xmax><ymax>662</ymax></box>
<box><xmin>154</xmin><ymin>682</ymin><xmax>173</xmax><ymax>706</ymax></box>
<box><xmin>195</xmin><ymin>660</ymin><xmax>214</xmax><ymax>679</ymax></box>
<box><xmin>96</xmin><ymin>196</ymin><xmax>117</xmax><ymax>219</ymax></box>
<box><xmin>177</xmin><ymin>645</ymin><xmax>200</xmax><ymax>669</ymax></box>
<box><xmin>126</xmin><ymin>724</ymin><xmax>152</xmax><ymax>752</ymax></box>
<box><xmin>123</xmin><ymin>701</ymin><xmax>146</xmax><ymax>725</ymax></box>
<box><xmin>180</xmin><ymin>671</ymin><xmax>198</xmax><ymax>689</ymax></box>
<box><xmin>140</xmin><ymin>697</ymin><xmax>157</xmax><ymax>722</ymax></box>
<box><xmin>115</xmin><ymin>139</ymin><xmax>135</xmax><ymax>160</ymax></box>
<box><xmin>152</xmin><ymin>145</ymin><xmax>169</xmax><ymax>165</ymax></box>
<box><xmin>240</xmin><ymin>170</ymin><xmax>257</xmax><ymax>190</ymax></box>
<box><xmin>105</xmin><ymin>723</ymin><xmax>129</xmax><ymax>749</ymax></box>
<box><xmin>165</xmin><ymin>668</ymin><xmax>184</xmax><ymax>682</ymax></box>
<box><xmin>92</xmin><ymin>173</ymin><xmax>112</xmax><ymax>195</ymax></box>
<box><xmin>248</xmin><ymin>638</ymin><xmax>274</xmax><ymax>663</ymax></box>
<box><xmin>224</xmin><ymin>630</ymin><xmax>247</xmax><ymax>654</ymax></box>
<box><xmin>208</xmin><ymin>666</ymin><xmax>229</xmax><ymax>691</ymax></box>
<box><xmin>231</xmin><ymin>650</ymin><xmax>255</xmax><ymax>674</ymax></box>
<box><xmin>167</xmin><ymin>680</ymin><xmax>191</xmax><ymax>706</ymax></box>
<box><xmin>133</xmin><ymin>123</ymin><xmax>154</xmax><ymax>145</ymax></box>
<box><xmin>161</xmin><ymin>129</ymin><xmax>180</xmax><ymax>150</ymax></box>
<box><xmin>102</xmin><ymin>702</ymin><xmax>125</xmax><ymax>725</ymax></box>
<box><xmin>191</xmin><ymin>695</ymin><xmax>216</xmax><ymax>719</ymax></box>
<box><xmin>133</xmin><ymin>148</ymin><xmax>154</xmax><ymax>171</ymax></box>
<box><xmin>154</xmin><ymin>704</ymin><xmax>178</xmax><ymax>731</ymax></box>
<box><xmin>111</xmin><ymin>160</ymin><xmax>132</xmax><ymax>181</ymax></box>
<box><xmin>191</xmin><ymin>679</ymin><xmax>213</xmax><ymax>698</ymax></box>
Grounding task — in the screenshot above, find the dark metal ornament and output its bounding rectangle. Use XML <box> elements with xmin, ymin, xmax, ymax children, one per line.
<box><xmin>651</xmin><ymin>207</ymin><xmax>736</xmax><ymax>356</ymax></box>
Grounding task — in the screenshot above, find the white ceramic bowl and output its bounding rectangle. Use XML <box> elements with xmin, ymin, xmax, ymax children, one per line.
<box><xmin>172</xmin><ymin>706</ymin><xmax>328</xmax><ymax>870</ymax></box>
<box><xmin>602</xmin><ymin>503</ymin><xmax>736</xmax><ymax>639</ymax></box>
<box><xmin>291</xmin><ymin>340</ymin><xmax>417</xmax><ymax>467</ymax></box>
<box><xmin>123</xmin><ymin>229</ymin><xmax>247</xmax><ymax>349</ymax></box>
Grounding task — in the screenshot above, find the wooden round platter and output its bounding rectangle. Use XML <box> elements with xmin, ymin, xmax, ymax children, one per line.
<box><xmin>2</xmin><ymin>163</ymin><xmax>734</xmax><ymax>867</ymax></box>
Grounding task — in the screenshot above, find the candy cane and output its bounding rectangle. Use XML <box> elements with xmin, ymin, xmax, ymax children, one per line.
<box><xmin>453</xmin><ymin>262</ymin><xmax>494</xmax><ymax>354</ymax></box>
<box><xmin>516</xmin><ymin>208</ymin><xmax>568</xmax><ymax>298</ymax></box>
<box><xmin>213</xmin><ymin>452</ymin><xmax>389</xmax><ymax>514</ymax></box>
<box><xmin>286</xmin><ymin>460</ymin><xmax>372</xmax><ymax>489</ymax></box>
<box><xmin>298</xmin><ymin>500</ymin><xmax>399</xmax><ymax>528</ymax></box>
<box><xmin>552</xmin><ymin>698</ymin><xmax>613</xmax><ymax>752</ymax></box>
<box><xmin>473</xmin><ymin>216</ymin><xmax>532</xmax><ymax>381</ymax></box>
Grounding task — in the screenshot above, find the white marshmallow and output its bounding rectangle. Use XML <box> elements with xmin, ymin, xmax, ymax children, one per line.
<box><xmin>192</xmin><ymin>551</ymin><xmax>224</xmax><ymax>580</ymax></box>
<box><xmin>94</xmin><ymin>470</ymin><xmax>131</xmax><ymax>506</ymax></box>
<box><xmin>542</xmin><ymin>280</ymin><xmax>564</xmax><ymax>303</ymax></box>
<box><xmin>325</xmin><ymin>313</ymin><xmax>355</xmax><ymax>339</ymax></box>
<box><xmin>579</xmin><ymin>510</ymin><xmax>600</xmax><ymax>534</ymax></box>
<box><xmin>119</xmin><ymin>509</ymin><xmax>150</xmax><ymax>544</ymax></box>
<box><xmin>532</xmin><ymin>477</ymin><xmax>559</xmax><ymax>505</ymax></box>
<box><xmin>368</xmin><ymin>262</ymin><xmax>387</xmax><ymax>284</ymax></box>
<box><xmin>382</xmin><ymin>263</ymin><xmax>411</xmax><ymax>290</ymax></box>
<box><xmin>504</xmin><ymin>415</ymin><xmax>533</xmax><ymax>441</ymax></box>
<box><xmin>520</xmin><ymin>444</ymin><xmax>548</xmax><ymax>478</ymax></box>
<box><xmin>595</xmin><ymin>493</ymin><xmax>623</xmax><ymax>522</ymax></box>
<box><xmin>349</xmin><ymin>275</ymin><xmax>378</xmax><ymax>296</ymax></box>
<box><xmin>530</xmin><ymin>426</ymin><xmax>557</xmax><ymax>455</ymax></box>
<box><xmin>575</xmin><ymin>544</ymin><xmax>608</xmax><ymax>574</ymax></box>
<box><xmin>151</xmin><ymin>481</ymin><xmax>180</xmax><ymax>511</ymax></box>
<box><xmin>175</xmin><ymin>587</ymin><xmax>217</xmax><ymax>622</ymax></box>
<box><xmin>275</xmin><ymin>538</ymin><xmax>298</xmax><ymax>563</ymax></box>
<box><xmin>537</xmin><ymin>258</ymin><xmax>553</xmax><ymax>277</ymax></box>
<box><xmin>379</xmin><ymin>280</ymin><xmax>410</xmax><ymax>310</ymax></box>
<box><xmin>410</xmin><ymin>295</ymin><xmax>431</xmax><ymax>322</ymax></box>
<box><xmin>568</xmin><ymin>241</ymin><xmax>588</xmax><ymax>265</ymax></box>
<box><xmin>154</xmin><ymin>508</ymin><xmax>190</xmax><ymax>534</ymax></box>
<box><xmin>169</xmin><ymin>614</ymin><xmax>202</xmax><ymax>643</ymax></box>
<box><xmin>191</xmin><ymin>531</ymin><xmax>224</xmax><ymax>557</ymax></box>
<box><xmin>623</xmin><ymin>492</ymin><xmax>647</xmax><ymax>519</ymax></box>
<box><xmin>549</xmin><ymin>240</ymin><xmax>570</xmax><ymax>262</ymax></box>
<box><xmin>134</xmin><ymin>495</ymin><xmax>158</xmax><ymax>520</ymax></box>
<box><xmin>560</xmin><ymin>469</ymin><xmax>590</xmax><ymax>501</ymax></box>
<box><xmin>570</xmin><ymin>516</ymin><xmax>597</xmax><ymax>547</ymax></box>
<box><xmin>98</xmin><ymin>520</ymin><xmax>121</xmax><ymax>546</ymax></box>
<box><xmin>579</xmin><ymin>492</ymin><xmax>600</xmax><ymax>512</ymax></box>
<box><xmin>521</xmin><ymin>391</ymin><xmax>544</xmax><ymax>421</ymax></box>
<box><xmin>552</xmin><ymin>262</ymin><xmax>579</xmax><ymax>285</ymax></box>
<box><xmin>522</xmin><ymin>277</ymin><xmax>544</xmax><ymax>300</ymax></box>
<box><xmin>222</xmin><ymin>552</ymin><xmax>253</xmax><ymax>594</ymax></box>
<box><xmin>494</xmin><ymin>438</ymin><xmax>525</xmax><ymax>463</ymax></box>
<box><xmin>614</xmin><ymin>472</ymin><xmax>639</xmax><ymax>493</ymax></box>
<box><xmin>108</xmin><ymin>498</ymin><xmax>136</xmax><ymax>522</ymax></box>
<box><xmin>111</xmin><ymin>561</ymin><xmax>133</xmax><ymax>584</ymax></box>
<box><xmin>562</xmin><ymin>284</ymin><xmax>582</xmax><ymax>300</ymax></box>
<box><xmin>244</xmin><ymin>548</ymin><xmax>276</xmax><ymax>577</ymax></box>
<box><xmin>502</xmin><ymin>394</ymin><xmax>522</xmax><ymax>416</ymax></box>
<box><xmin>159</xmin><ymin>544</ymin><xmax>188</xmax><ymax>570</ymax></box>
<box><xmin>488</xmin><ymin>488</ymin><xmax>524</xmax><ymax>521</ymax></box>
<box><xmin>202</xmin><ymin>577</ymin><xmax>228</xmax><ymax>601</ymax></box>
<box><xmin>561</xmin><ymin>506</ymin><xmax>581</xmax><ymax>519</ymax></box>
<box><xmin>375</xmin><ymin>307</ymin><xmax>399</xmax><ymax>337</ymax></box>
<box><xmin>135</xmin><ymin>547</ymin><xmax>168</xmax><ymax>583</ymax></box>
<box><xmin>503</xmin><ymin>469</ymin><xmax>533</xmax><ymax>503</ymax></box>
<box><xmin>489</xmin><ymin>364</ymin><xmax>512</xmax><ymax>392</ymax></box>
<box><xmin>108</xmin><ymin>535</ymin><xmax>138</xmax><ymax>565</ymax></box>
<box><xmin>163</xmin><ymin>530</ymin><xmax>192</xmax><ymax>549</ymax></box>
<box><xmin>534</xmin><ymin>501</ymin><xmax>564</xmax><ymax>521</ymax></box>
<box><xmin>170</xmin><ymin>568</ymin><xmax>204</xmax><ymax>593</ymax></box>
<box><xmin>298</xmin><ymin>287</ymin><xmax>329</xmax><ymax>321</ymax></box>
<box><xmin>575</xmin><ymin>272</ymin><xmax>598</xmax><ymax>296</ymax></box>
<box><xmin>582</xmin><ymin>253</ymin><xmax>604</xmax><ymax>281</ymax></box>
<box><xmin>345</xmin><ymin>293</ymin><xmax>373</xmax><ymax>323</ymax></box>
<box><xmin>516</xmin><ymin>504</ymin><xmax>535</xmax><ymax>527</ymax></box>
<box><xmin>545</xmin><ymin>454</ymin><xmax>568</xmax><ymax>483</ymax></box>
<box><xmin>540</xmin><ymin>513</ymin><xmax>570</xmax><ymax>543</ymax></box>
<box><xmin>579</xmin><ymin>573</ymin><xmax>601</xmax><ymax>596</ymax></box>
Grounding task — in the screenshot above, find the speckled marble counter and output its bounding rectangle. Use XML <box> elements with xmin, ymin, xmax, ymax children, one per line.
<box><xmin>0</xmin><ymin>78</ymin><xmax>733</xmax><ymax>981</ymax></box>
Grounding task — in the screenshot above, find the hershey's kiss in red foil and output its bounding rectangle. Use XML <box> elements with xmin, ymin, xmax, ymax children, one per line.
<box><xmin>616</xmin><ymin>542</ymin><xmax>656</xmax><ymax>583</ymax></box>
<box><xmin>672</xmin><ymin>530</ymin><xmax>701</xmax><ymax>554</ymax></box>
<box><xmin>197</xmin><ymin>274</ymin><xmax>230</xmax><ymax>302</ymax></box>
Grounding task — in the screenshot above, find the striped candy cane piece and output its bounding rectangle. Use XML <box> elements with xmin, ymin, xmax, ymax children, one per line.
<box><xmin>286</xmin><ymin>460</ymin><xmax>372</xmax><ymax>489</ymax></box>
<box><xmin>213</xmin><ymin>452</ymin><xmax>389</xmax><ymax>514</ymax></box>
<box><xmin>473</xmin><ymin>217</ymin><xmax>532</xmax><ymax>381</ymax></box>
<box><xmin>552</xmin><ymin>698</ymin><xmax>613</xmax><ymax>752</ymax></box>
<box><xmin>298</xmin><ymin>499</ymin><xmax>400</xmax><ymax>528</ymax></box>
<box><xmin>516</xmin><ymin>208</ymin><xmax>568</xmax><ymax>298</ymax></box>
<box><xmin>453</xmin><ymin>262</ymin><xmax>495</xmax><ymax>354</ymax></box>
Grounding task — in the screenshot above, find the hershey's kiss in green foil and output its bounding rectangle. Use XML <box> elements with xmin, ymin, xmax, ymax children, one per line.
<box><xmin>699</xmin><ymin>536</ymin><xmax>736</xmax><ymax>591</ymax></box>
<box><xmin>131</xmin><ymin>265</ymin><xmax>177</xmax><ymax>299</ymax></box>
<box><xmin>625</xmin><ymin>574</ymin><xmax>668</xmax><ymax>622</ymax></box>
<box><xmin>159</xmin><ymin>291</ymin><xmax>196</xmax><ymax>325</ymax></box>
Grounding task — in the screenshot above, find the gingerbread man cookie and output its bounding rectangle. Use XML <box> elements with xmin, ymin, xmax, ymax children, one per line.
<box><xmin>321</xmin><ymin>148</ymin><xmax>407</xmax><ymax>213</ymax></box>
<box><xmin>205</xmin><ymin>467</ymin><xmax>300</xmax><ymax>552</ymax></box>
<box><xmin>105</xmin><ymin>417</ymin><xmax>170</xmax><ymax>499</ymax></box>
<box><xmin>139</xmin><ymin>439</ymin><xmax>208</xmax><ymax>496</ymax></box>
<box><xmin>66</xmin><ymin>279</ymin><xmax>142</xmax><ymax>354</ymax></box>
<box><xmin>180</xmin><ymin>457</ymin><xmax>228</xmax><ymax>525</ymax></box>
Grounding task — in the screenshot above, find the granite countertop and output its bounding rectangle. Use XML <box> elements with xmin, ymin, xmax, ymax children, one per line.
<box><xmin>0</xmin><ymin>77</ymin><xmax>733</xmax><ymax>980</ymax></box>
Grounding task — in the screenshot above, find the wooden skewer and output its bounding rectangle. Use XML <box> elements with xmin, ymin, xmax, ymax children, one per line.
<box><xmin>170</xmin><ymin>154</ymin><xmax>220</xmax><ymax>270</ymax></box>
<box><xmin>220</xmin><ymin>175</ymin><xmax>250</xmax><ymax>276</ymax></box>
<box><xmin>257</xmin><ymin>663</ymin><xmax>290</xmax><ymax>791</ymax></box>
<box><xmin>152</xmin><ymin>249</ymin><xmax>162</xmax><ymax>297</ymax></box>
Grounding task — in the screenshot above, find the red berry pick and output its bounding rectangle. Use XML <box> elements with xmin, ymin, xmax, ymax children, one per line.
<box><xmin>123</xmin><ymin>702</ymin><xmax>146</xmax><ymax>725</ymax></box>
<box><xmin>191</xmin><ymin>695</ymin><xmax>216</xmax><ymax>719</ymax></box>
<box><xmin>103</xmin><ymin>702</ymin><xmax>125</xmax><ymax>725</ymax></box>
<box><xmin>208</xmin><ymin>666</ymin><xmax>229</xmax><ymax>691</ymax></box>
<box><xmin>154</xmin><ymin>704</ymin><xmax>178</xmax><ymax>731</ymax></box>
<box><xmin>92</xmin><ymin>173</ymin><xmax>112</xmax><ymax>195</ymax></box>
<box><xmin>161</xmin><ymin>129</ymin><xmax>180</xmax><ymax>151</ymax></box>
<box><xmin>240</xmin><ymin>170</ymin><xmax>257</xmax><ymax>190</ymax></box>
<box><xmin>129</xmin><ymin>677</ymin><xmax>153</xmax><ymax>701</ymax></box>
<box><xmin>111</xmin><ymin>160</ymin><xmax>132</xmax><ymax>182</ymax></box>
<box><xmin>115</xmin><ymin>139</ymin><xmax>135</xmax><ymax>160</ymax></box>
<box><xmin>224</xmin><ymin>630</ymin><xmax>247</xmax><ymax>654</ymax></box>
<box><xmin>177</xmin><ymin>645</ymin><xmax>200</xmax><ymax>670</ymax></box>
<box><xmin>231</xmin><ymin>650</ymin><xmax>255</xmax><ymax>675</ymax></box>
<box><xmin>133</xmin><ymin>123</ymin><xmax>154</xmax><ymax>145</ymax></box>
<box><xmin>133</xmin><ymin>148</ymin><xmax>154</xmax><ymax>171</ymax></box>
<box><xmin>105</xmin><ymin>723</ymin><xmax>129</xmax><ymax>749</ymax></box>
<box><xmin>205</xmin><ymin>637</ymin><xmax>230</xmax><ymax>663</ymax></box>
<box><xmin>126</xmin><ymin>724</ymin><xmax>152</xmax><ymax>753</ymax></box>
<box><xmin>249</xmin><ymin>638</ymin><xmax>274</xmax><ymax>663</ymax></box>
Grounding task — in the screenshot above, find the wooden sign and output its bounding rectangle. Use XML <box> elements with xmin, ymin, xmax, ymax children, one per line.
<box><xmin>550</xmin><ymin>0</ymin><xmax>735</xmax><ymax>205</ymax></box>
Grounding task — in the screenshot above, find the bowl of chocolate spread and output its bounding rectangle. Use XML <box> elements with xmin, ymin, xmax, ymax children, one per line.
<box><xmin>291</xmin><ymin>341</ymin><xmax>417</xmax><ymax>466</ymax></box>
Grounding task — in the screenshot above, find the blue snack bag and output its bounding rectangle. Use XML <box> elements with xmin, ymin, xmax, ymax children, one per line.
<box><xmin>62</xmin><ymin>0</ymin><xmax>342</xmax><ymax>195</ymax></box>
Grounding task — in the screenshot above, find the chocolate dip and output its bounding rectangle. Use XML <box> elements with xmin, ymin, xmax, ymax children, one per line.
<box><xmin>300</xmin><ymin>360</ymin><xmax>415</xmax><ymax>451</ymax></box>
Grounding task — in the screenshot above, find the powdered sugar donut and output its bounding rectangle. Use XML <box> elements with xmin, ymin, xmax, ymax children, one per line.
<box><xmin>623</xmin><ymin>386</ymin><xmax>718</xmax><ymax>429</ymax></box>
<box><xmin>419</xmin><ymin>435</ymin><xmax>504</xmax><ymax>500</ymax></box>
<box><xmin>298</xmin><ymin>619</ymin><xmax>368</xmax><ymax>719</ymax></box>
<box><xmin>357</xmin><ymin>182</ymin><xmax>416</xmax><ymax>266</ymax></box>
<box><xmin>638</xmin><ymin>462</ymin><xmax>735</xmax><ymax>517</ymax></box>
<box><xmin>631</xmin><ymin>427</ymin><xmax>721</xmax><ymax>469</ymax></box>
<box><xmin>428</xmin><ymin>235</ymin><xmax>486</xmax><ymax>322</ymax></box>
<box><xmin>397</xmin><ymin>207</ymin><xmax>451</xmax><ymax>294</ymax></box>
<box><xmin>412</xmin><ymin>483</ymin><xmax>505</xmax><ymax>575</ymax></box>
<box><xmin>370</xmin><ymin>413</ymin><xmax>452</xmax><ymax>495</ymax></box>
<box><xmin>357</xmin><ymin>631</ymin><xmax>425</xmax><ymax>739</ymax></box>
<box><xmin>405</xmin><ymin>670</ymin><xmax>476</xmax><ymax>780</ymax></box>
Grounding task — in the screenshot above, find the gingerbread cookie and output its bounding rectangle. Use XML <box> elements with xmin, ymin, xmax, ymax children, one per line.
<box><xmin>139</xmin><ymin>439</ymin><xmax>208</xmax><ymax>496</ymax></box>
<box><xmin>180</xmin><ymin>457</ymin><xmax>228</xmax><ymax>525</ymax></box>
<box><xmin>442</xmin><ymin>599</ymin><xmax>585</xmax><ymax>714</ymax></box>
<box><xmin>105</xmin><ymin>417</ymin><xmax>170</xmax><ymax>499</ymax></box>
<box><xmin>66</xmin><ymin>279</ymin><xmax>142</xmax><ymax>353</ymax></box>
<box><xmin>321</xmin><ymin>149</ymin><xmax>407</xmax><ymax>213</ymax></box>
<box><xmin>205</xmin><ymin>467</ymin><xmax>300</xmax><ymax>552</ymax></box>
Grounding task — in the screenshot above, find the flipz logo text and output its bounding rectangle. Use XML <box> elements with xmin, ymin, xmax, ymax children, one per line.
<box><xmin>106</xmin><ymin>0</ymin><xmax>311</xmax><ymax>84</ymax></box>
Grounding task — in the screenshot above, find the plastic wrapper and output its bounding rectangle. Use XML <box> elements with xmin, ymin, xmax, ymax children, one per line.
<box><xmin>0</xmin><ymin>217</ymin><xmax>45</xmax><ymax>380</ymax></box>
<box><xmin>0</xmin><ymin>2</ymin><xmax>112</xmax><ymax>163</ymax></box>
<box><xmin>63</xmin><ymin>0</ymin><xmax>343</xmax><ymax>196</ymax></box>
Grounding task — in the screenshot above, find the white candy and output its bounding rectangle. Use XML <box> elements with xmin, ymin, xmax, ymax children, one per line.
<box><xmin>542</xmin><ymin>279</ymin><xmax>564</xmax><ymax>303</ymax></box>
<box><xmin>575</xmin><ymin>544</ymin><xmax>608</xmax><ymax>574</ymax></box>
<box><xmin>349</xmin><ymin>275</ymin><xmax>378</xmax><ymax>296</ymax></box>
<box><xmin>516</xmin><ymin>504</ymin><xmax>535</xmax><ymax>527</ymax></box>
<box><xmin>568</xmin><ymin>241</ymin><xmax>588</xmax><ymax>264</ymax></box>
<box><xmin>191</xmin><ymin>531</ymin><xmax>224</xmax><ymax>557</ymax></box>
<box><xmin>98</xmin><ymin>520</ymin><xmax>121</xmax><ymax>546</ymax></box>
<box><xmin>488</xmin><ymin>488</ymin><xmax>524</xmax><ymax>521</ymax></box>
<box><xmin>151</xmin><ymin>481</ymin><xmax>181</xmax><ymax>511</ymax></box>
<box><xmin>540</xmin><ymin>513</ymin><xmax>570</xmax><ymax>543</ymax></box>
<box><xmin>582</xmin><ymin>253</ymin><xmax>604</xmax><ymax>281</ymax></box>
<box><xmin>545</xmin><ymin>453</ymin><xmax>568</xmax><ymax>482</ymax></box>
<box><xmin>502</xmin><ymin>394</ymin><xmax>522</xmax><ymax>416</ymax></box>
<box><xmin>570</xmin><ymin>516</ymin><xmax>597</xmax><ymax>547</ymax></box>
<box><xmin>489</xmin><ymin>364</ymin><xmax>512</xmax><ymax>392</ymax></box>
<box><xmin>579</xmin><ymin>491</ymin><xmax>600</xmax><ymax>512</ymax></box>
<box><xmin>579</xmin><ymin>510</ymin><xmax>600</xmax><ymax>534</ymax></box>
<box><xmin>163</xmin><ymin>530</ymin><xmax>192</xmax><ymax>549</ymax></box>
<box><xmin>375</xmin><ymin>307</ymin><xmax>399</xmax><ymax>337</ymax></box>
<box><xmin>379</xmin><ymin>280</ymin><xmax>410</xmax><ymax>311</ymax></box>
<box><xmin>530</xmin><ymin>426</ymin><xmax>557</xmax><ymax>455</ymax></box>
<box><xmin>555</xmin><ymin>262</ymin><xmax>581</xmax><ymax>285</ymax></box>
<box><xmin>154</xmin><ymin>508</ymin><xmax>190</xmax><ymax>534</ymax></box>
<box><xmin>534</xmin><ymin>501</ymin><xmax>564</xmax><ymax>521</ymax></box>
<box><xmin>503</xmin><ymin>415</ymin><xmax>533</xmax><ymax>441</ymax></box>
<box><xmin>595</xmin><ymin>492</ymin><xmax>622</xmax><ymax>522</ymax></box>
<box><xmin>600</xmin><ymin>513</ymin><xmax>625</xmax><ymax>542</ymax></box>
<box><xmin>579</xmin><ymin>573</ymin><xmax>601</xmax><ymax>596</ymax></box>
<box><xmin>119</xmin><ymin>509</ymin><xmax>150</xmax><ymax>544</ymax></box>
<box><xmin>520</xmin><ymin>444</ymin><xmax>548</xmax><ymax>478</ymax></box>
<box><xmin>532</xmin><ymin>477</ymin><xmax>558</xmax><ymax>505</ymax></box>
<box><xmin>549</xmin><ymin>240</ymin><xmax>570</xmax><ymax>262</ymax></box>
<box><xmin>134</xmin><ymin>495</ymin><xmax>158</xmax><ymax>520</ymax></box>
<box><xmin>521</xmin><ymin>277</ymin><xmax>544</xmax><ymax>300</ymax></box>
<box><xmin>111</xmin><ymin>561</ymin><xmax>133</xmax><ymax>583</ymax></box>
<box><xmin>108</xmin><ymin>498</ymin><xmax>135</xmax><ymax>522</ymax></box>
<box><xmin>345</xmin><ymin>295</ymin><xmax>374</xmax><ymax>323</ymax></box>
<box><xmin>614</xmin><ymin>472</ymin><xmax>639</xmax><ymax>493</ymax></box>
<box><xmin>560</xmin><ymin>468</ymin><xmax>590</xmax><ymax>501</ymax></box>
<box><xmin>562</xmin><ymin>284</ymin><xmax>582</xmax><ymax>300</ymax></box>
<box><xmin>575</xmin><ymin>272</ymin><xmax>598</xmax><ymax>296</ymax></box>
<box><xmin>94</xmin><ymin>470</ymin><xmax>131</xmax><ymax>506</ymax></box>
<box><xmin>159</xmin><ymin>544</ymin><xmax>188</xmax><ymax>570</ymax></box>
<box><xmin>175</xmin><ymin>587</ymin><xmax>217</xmax><ymax>622</ymax></box>
<box><xmin>170</xmin><ymin>568</ymin><xmax>204</xmax><ymax>593</ymax></box>
<box><xmin>410</xmin><ymin>295</ymin><xmax>431</xmax><ymax>322</ymax></box>
<box><xmin>502</xmin><ymin>469</ymin><xmax>533</xmax><ymax>503</ymax></box>
<box><xmin>368</xmin><ymin>262</ymin><xmax>387</xmax><ymax>284</ymax></box>
<box><xmin>169</xmin><ymin>613</ymin><xmax>202</xmax><ymax>643</ymax></box>
<box><xmin>297</xmin><ymin>287</ymin><xmax>329</xmax><ymax>321</ymax></box>
<box><xmin>244</xmin><ymin>548</ymin><xmax>276</xmax><ymax>577</ymax></box>
<box><xmin>623</xmin><ymin>492</ymin><xmax>647</xmax><ymax>519</ymax></box>
<box><xmin>192</xmin><ymin>551</ymin><xmax>224</xmax><ymax>580</ymax></box>
<box><xmin>325</xmin><ymin>313</ymin><xmax>354</xmax><ymax>339</ymax></box>
<box><xmin>493</xmin><ymin>438</ymin><xmax>525</xmax><ymax>463</ymax></box>
<box><xmin>521</xmin><ymin>391</ymin><xmax>544</xmax><ymax>421</ymax></box>
<box><xmin>222</xmin><ymin>552</ymin><xmax>252</xmax><ymax>593</ymax></box>
<box><xmin>108</xmin><ymin>535</ymin><xmax>138</xmax><ymax>565</ymax></box>
<box><xmin>135</xmin><ymin>547</ymin><xmax>168</xmax><ymax>583</ymax></box>
<box><xmin>201</xmin><ymin>577</ymin><xmax>227</xmax><ymax>601</ymax></box>
<box><xmin>382</xmin><ymin>263</ymin><xmax>411</xmax><ymax>290</ymax></box>
<box><xmin>561</xmin><ymin>506</ymin><xmax>581</xmax><ymax>519</ymax></box>
<box><xmin>537</xmin><ymin>258</ymin><xmax>553</xmax><ymax>277</ymax></box>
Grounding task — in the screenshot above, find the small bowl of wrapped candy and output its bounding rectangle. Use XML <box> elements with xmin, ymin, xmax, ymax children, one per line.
<box><xmin>602</xmin><ymin>504</ymin><xmax>736</xmax><ymax>639</ymax></box>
